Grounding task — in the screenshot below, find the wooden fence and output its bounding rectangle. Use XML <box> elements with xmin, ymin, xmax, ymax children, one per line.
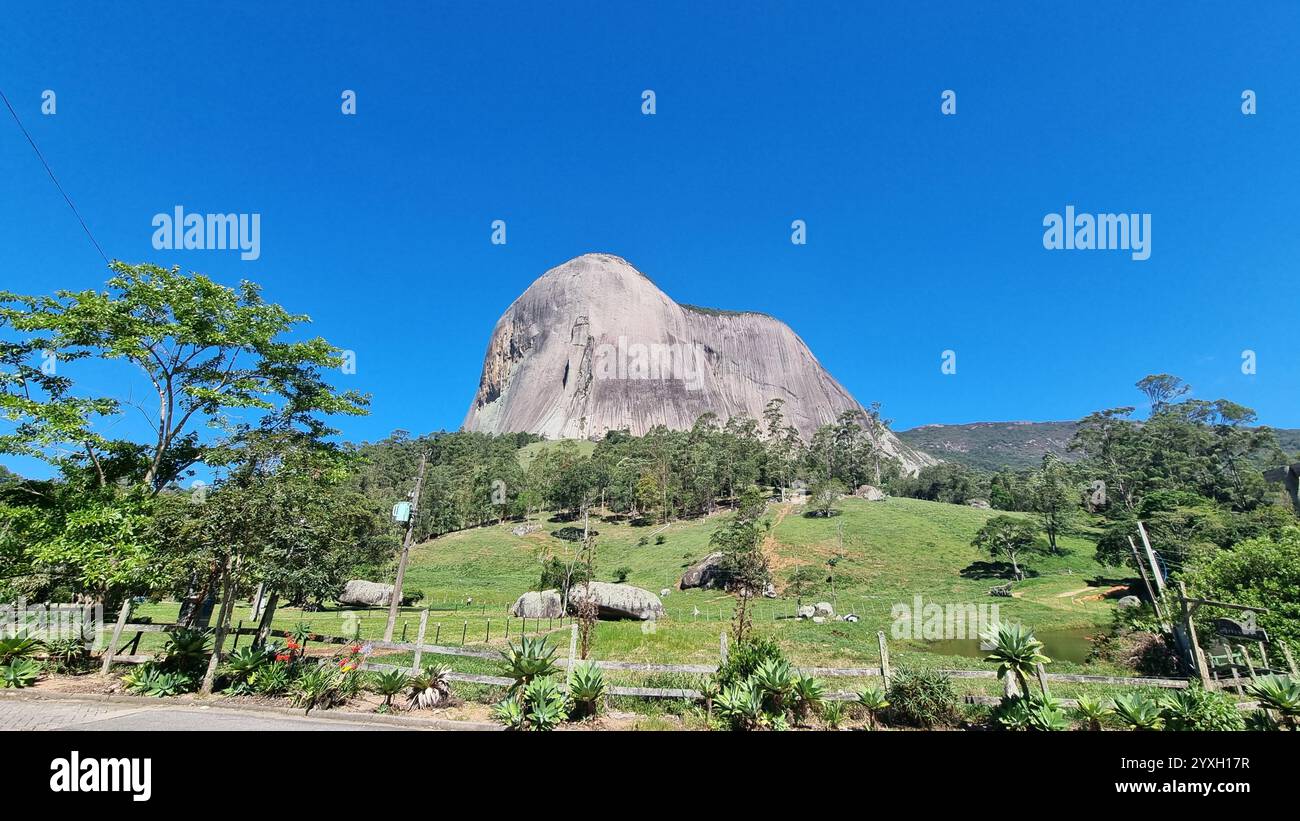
<box><xmin>97</xmin><ymin>604</ymin><xmax>1213</xmax><ymax>705</ymax></box>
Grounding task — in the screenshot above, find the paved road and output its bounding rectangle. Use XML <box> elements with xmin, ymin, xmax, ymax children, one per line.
<box><xmin>0</xmin><ymin>698</ymin><xmax>403</xmax><ymax>731</ymax></box>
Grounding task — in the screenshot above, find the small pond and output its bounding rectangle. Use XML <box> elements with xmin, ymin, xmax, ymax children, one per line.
<box><xmin>921</xmin><ymin>627</ymin><xmax>1097</xmax><ymax>665</ymax></box>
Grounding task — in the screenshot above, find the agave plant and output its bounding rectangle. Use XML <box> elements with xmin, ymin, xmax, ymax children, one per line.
<box><xmin>751</xmin><ymin>658</ymin><xmax>795</xmax><ymax>714</ymax></box>
<box><xmin>406</xmin><ymin>663</ymin><xmax>453</xmax><ymax>710</ymax></box>
<box><xmin>522</xmin><ymin>676</ymin><xmax>569</xmax><ymax>731</ymax></box>
<box><xmin>161</xmin><ymin>627</ymin><xmax>211</xmax><ymax>674</ymax></box>
<box><xmin>491</xmin><ymin>695</ymin><xmax>528</xmax><ymax>730</ymax></box>
<box><xmin>1245</xmin><ymin>709</ymin><xmax>1280</xmax><ymax>732</ymax></box>
<box><xmin>993</xmin><ymin>696</ymin><xmax>1033</xmax><ymax>731</ymax></box>
<box><xmin>1025</xmin><ymin>695</ymin><xmax>1071</xmax><ymax>732</ymax></box>
<box><xmin>221</xmin><ymin>646</ymin><xmax>269</xmax><ymax>692</ymax></box>
<box><xmin>567</xmin><ymin>661</ymin><xmax>606</xmax><ymax>719</ymax></box>
<box><xmin>500</xmin><ymin>636</ymin><xmax>559</xmax><ymax>693</ymax></box>
<box><xmin>820</xmin><ymin>699</ymin><xmax>846</xmax><ymax>729</ymax></box>
<box><xmin>856</xmin><ymin>686</ymin><xmax>890</xmax><ymax>730</ymax></box>
<box><xmin>715</xmin><ymin>680</ymin><xmax>766</xmax><ymax>731</ymax></box>
<box><xmin>123</xmin><ymin>664</ymin><xmax>191</xmax><ymax>697</ymax></box>
<box><xmin>1110</xmin><ymin>693</ymin><xmax>1165</xmax><ymax>731</ymax></box>
<box><xmin>1248</xmin><ymin>675</ymin><xmax>1300</xmax><ymax>729</ymax></box>
<box><xmin>369</xmin><ymin>668</ymin><xmax>410</xmax><ymax>711</ymax></box>
<box><xmin>0</xmin><ymin>634</ymin><xmax>43</xmax><ymax>664</ymax></box>
<box><xmin>0</xmin><ymin>658</ymin><xmax>42</xmax><ymax>689</ymax></box>
<box><xmin>790</xmin><ymin>673</ymin><xmax>825</xmax><ymax>726</ymax></box>
<box><xmin>982</xmin><ymin>622</ymin><xmax>1050</xmax><ymax>698</ymax></box>
<box><xmin>1073</xmin><ymin>696</ymin><xmax>1112</xmax><ymax>731</ymax></box>
<box><xmin>1158</xmin><ymin>685</ymin><xmax>1244</xmax><ymax>732</ymax></box>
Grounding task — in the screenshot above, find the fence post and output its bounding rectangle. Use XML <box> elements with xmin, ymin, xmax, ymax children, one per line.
<box><xmin>485</xmin><ymin>618</ymin><xmax>491</xmax><ymax>643</ymax></box>
<box><xmin>719</xmin><ymin>631</ymin><xmax>728</xmax><ymax>666</ymax></box>
<box><xmin>434</xmin><ymin>623</ymin><xmax>441</xmax><ymax>644</ymax></box>
<box><xmin>1034</xmin><ymin>662</ymin><xmax>1051</xmax><ymax>699</ymax></box>
<box><xmin>100</xmin><ymin>600</ymin><xmax>132</xmax><ymax>675</ymax></box>
<box><xmin>1237</xmin><ymin>644</ymin><xmax>1257</xmax><ymax>680</ymax></box>
<box><xmin>231</xmin><ymin>620</ymin><xmax>243</xmax><ymax>651</ymax></box>
<box><xmin>1229</xmin><ymin>666</ymin><xmax>1244</xmax><ymax>696</ymax></box>
<box><xmin>461</xmin><ymin>621</ymin><xmax>467</xmax><ymax>645</ymax></box>
<box><xmin>877</xmin><ymin>631</ymin><xmax>891</xmax><ymax>690</ymax></box>
<box><xmin>565</xmin><ymin>624</ymin><xmax>578</xmax><ymax>691</ymax></box>
<box><xmin>1283</xmin><ymin>643</ymin><xmax>1299</xmax><ymax>676</ymax></box>
<box><xmin>411</xmin><ymin>609</ymin><xmax>429</xmax><ymax>673</ymax></box>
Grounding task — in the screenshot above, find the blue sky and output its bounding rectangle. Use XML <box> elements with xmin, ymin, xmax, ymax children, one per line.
<box><xmin>3</xmin><ymin>2</ymin><xmax>1298</xmax><ymax>478</ymax></box>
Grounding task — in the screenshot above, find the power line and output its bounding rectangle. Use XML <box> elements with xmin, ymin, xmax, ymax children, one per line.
<box><xmin>0</xmin><ymin>86</ymin><xmax>110</xmax><ymax>264</ymax></box>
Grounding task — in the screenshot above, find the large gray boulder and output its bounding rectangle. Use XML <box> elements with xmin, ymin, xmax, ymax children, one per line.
<box><xmin>509</xmin><ymin>590</ymin><xmax>565</xmax><ymax>619</ymax></box>
<box><xmin>567</xmin><ymin>581</ymin><xmax>664</xmax><ymax>621</ymax></box>
<box><xmin>460</xmin><ymin>254</ymin><xmax>935</xmax><ymax>476</ymax></box>
<box><xmin>338</xmin><ymin>580</ymin><xmax>394</xmax><ymax>608</ymax></box>
<box><xmin>855</xmin><ymin>485</ymin><xmax>886</xmax><ymax>501</ymax></box>
<box><xmin>679</xmin><ymin>551</ymin><xmax>727</xmax><ymax>590</ymax></box>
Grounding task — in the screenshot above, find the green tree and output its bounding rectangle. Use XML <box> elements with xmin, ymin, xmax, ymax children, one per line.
<box><xmin>710</xmin><ymin>485</ymin><xmax>770</xmax><ymax>643</ymax></box>
<box><xmin>972</xmin><ymin>515</ymin><xmax>1045</xmax><ymax>580</ymax></box>
<box><xmin>1029</xmin><ymin>454</ymin><xmax>1077</xmax><ymax>553</ymax></box>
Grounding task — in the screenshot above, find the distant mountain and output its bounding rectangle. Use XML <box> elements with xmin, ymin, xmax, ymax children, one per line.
<box><xmin>463</xmin><ymin>253</ymin><xmax>936</xmax><ymax>474</ymax></box>
<box><xmin>898</xmin><ymin>421</ymin><xmax>1300</xmax><ymax>472</ymax></box>
<box><xmin>896</xmin><ymin>421</ymin><xmax>1081</xmax><ymax>471</ymax></box>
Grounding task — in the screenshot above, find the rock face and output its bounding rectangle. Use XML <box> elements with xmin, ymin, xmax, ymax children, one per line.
<box><xmin>566</xmin><ymin>581</ymin><xmax>664</xmax><ymax>620</ymax></box>
<box><xmin>679</xmin><ymin>552</ymin><xmax>727</xmax><ymax>590</ymax></box>
<box><xmin>338</xmin><ymin>580</ymin><xmax>393</xmax><ymax>608</ymax></box>
<box><xmin>509</xmin><ymin>590</ymin><xmax>565</xmax><ymax>619</ymax></box>
<box><xmin>463</xmin><ymin>254</ymin><xmax>934</xmax><ymax>474</ymax></box>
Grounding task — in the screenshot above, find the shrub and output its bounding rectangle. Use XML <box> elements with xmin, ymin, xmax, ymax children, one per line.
<box><xmin>1073</xmin><ymin>696</ymin><xmax>1112</xmax><ymax>731</ymax></box>
<box><xmin>1158</xmin><ymin>685</ymin><xmax>1245</xmax><ymax>731</ymax></box>
<box><xmin>493</xmin><ymin>675</ymin><xmax>569</xmax><ymax>731</ymax></box>
<box><xmin>716</xmin><ymin>635</ymin><xmax>783</xmax><ymax>689</ymax></box>
<box><xmin>790</xmin><ymin>673</ymin><xmax>825</xmax><ymax>725</ymax></box>
<box><xmin>160</xmin><ymin>627</ymin><xmax>211</xmax><ymax>676</ymax></box>
<box><xmin>221</xmin><ymin>646</ymin><xmax>269</xmax><ymax>693</ymax></box>
<box><xmin>993</xmin><ymin>694</ymin><xmax>1071</xmax><ymax>731</ymax></box>
<box><xmin>290</xmin><ymin>664</ymin><xmax>348</xmax><ymax>713</ymax></box>
<box><xmin>820</xmin><ymin>700</ymin><xmax>845</xmax><ymax>729</ymax></box>
<box><xmin>856</xmin><ymin>686</ymin><xmax>890</xmax><ymax>729</ymax></box>
<box><xmin>43</xmin><ymin>637</ymin><xmax>90</xmax><ymax>673</ymax></box>
<box><xmin>250</xmin><ymin>661</ymin><xmax>290</xmax><ymax>695</ymax></box>
<box><xmin>122</xmin><ymin>663</ymin><xmax>192</xmax><ymax>697</ymax></box>
<box><xmin>655</xmin><ymin>534</ymin><xmax>666</xmax><ymax>545</ymax></box>
<box><xmin>612</xmin><ymin>566</ymin><xmax>632</xmax><ymax>584</ymax></box>
<box><xmin>885</xmin><ymin>669</ymin><xmax>960</xmax><ymax>728</ymax></box>
<box><xmin>1247</xmin><ymin>674</ymin><xmax>1300</xmax><ymax>730</ymax></box>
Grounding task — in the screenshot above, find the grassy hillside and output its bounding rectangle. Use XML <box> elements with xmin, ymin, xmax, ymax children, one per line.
<box><xmin>134</xmin><ymin>495</ymin><xmax>1132</xmax><ymax>684</ymax></box>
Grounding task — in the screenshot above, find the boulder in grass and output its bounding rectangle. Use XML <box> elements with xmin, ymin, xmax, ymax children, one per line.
<box><xmin>814</xmin><ymin>602</ymin><xmax>834</xmax><ymax>617</ymax></box>
<box><xmin>1116</xmin><ymin>595</ymin><xmax>1142</xmax><ymax>609</ymax></box>
<box><xmin>679</xmin><ymin>552</ymin><xmax>727</xmax><ymax>590</ymax></box>
<box><xmin>967</xmin><ymin>499</ymin><xmax>992</xmax><ymax>510</ymax></box>
<box><xmin>855</xmin><ymin>485</ymin><xmax>886</xmax><ymax>501</ymax></box>
<box><xmin>338</xmin><ymin>580</ymin><xmax>394</xmax><ymax>608</ymax></box>
<box><xmin>509</xmin><ymin>590</ymin><xmax>565</xmax><ymax>619</ymax></box>
<box><xmin>566</xmin><ymin>581</ymin><xmax>664</xmax><ymax>621</ymax></box>
<box><xmin>797</xmin><ymin>605</ymin><xmax>816</xmax><ymax>620</ymax></box>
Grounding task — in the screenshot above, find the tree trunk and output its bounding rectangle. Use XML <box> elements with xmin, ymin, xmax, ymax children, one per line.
<box><xmin>254</xmin><ymin>589</ymin><xmax>280</xmax><ymax>648</ymax></box>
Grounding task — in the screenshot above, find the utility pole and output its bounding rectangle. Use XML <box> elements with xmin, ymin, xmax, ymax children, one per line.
<box><xmin>384</xmin><ymin>451</ymin><xmax>427</xmax><ymax>642</ymax></box>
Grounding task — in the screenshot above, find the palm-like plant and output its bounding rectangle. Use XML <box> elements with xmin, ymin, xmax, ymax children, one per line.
<box><xmin>369</xmin><ymin>668</ymin><xmax>410</xmax><ymax>711</ymax></box>
<box><xmin>856</xmin><ymin>686</ymin><xmax>889</xmax><ymax>729</ymax></box>
<box><xmin>790</xmin><ymin>673</ymin><xmax>825</xmax><ymax>726</ymax></box>
<box><xmin>1073</xmin><ymin>696</ymin><xmax>1112</xmax><ymax>731</ymax></box>
<box><xmin>1110</xmin><ymin>693</ymin><xmax>1164</xmax><ymax>731</ymax></box>
<box><xmin>500</xmin><ymin>636</ymin><xmax>559</xmax><ymax>693</ymax></box>
<box><xmin>699</xmin><ymin>675</ymin><xmax>720</xmax><ymax>725</ymax></box>
<box><xmin>567</xmin><ymin>662</ymin><xmax>606</xmax><ymax>719</ymax></box>
<box><xmin>982</xmin><ymin>622</ymin><xmax>1050</xmax><ymax>697</ymax></box>
<box><xmin>406</xmin><ymin>663</ymin><xmax>453</xmax><ymax>710</ymax></box>
<box><xmin>1248</xmin><ymin>675</ymin><xmax>1300</xmax><ymax>729</ymax></box>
